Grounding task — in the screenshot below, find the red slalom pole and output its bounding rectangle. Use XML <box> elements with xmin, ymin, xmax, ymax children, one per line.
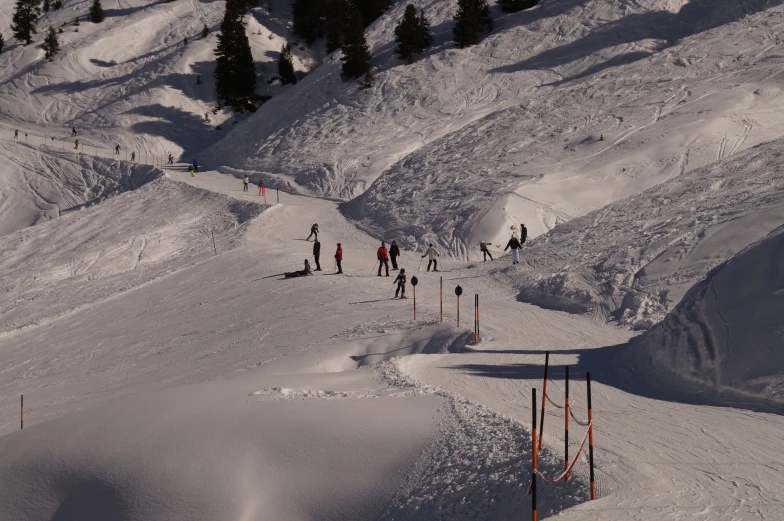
<box><xmin>587</xmin><ymin>371</ymin><xmax>595</xmax><ymax>500</ymax></box>
<box><xmin>532</xmin><ymin>388</ymin><xmax>537</xmax><ymax>521</ymax></box>
<box><xmin>538</xmin><ymin>351</ymin><xmax>549</xmax><ymax>451</ymax></box>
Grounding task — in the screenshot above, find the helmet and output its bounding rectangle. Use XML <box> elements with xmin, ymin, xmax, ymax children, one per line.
<box><xmin>337</xmin><ymin>243</ymin><xmax>341</xmax><ymax>246</ymax></box>
<box><xmin>401</xmin><ymin>268</ymin><xmax>405</xmax><ymax>273</ymax></box>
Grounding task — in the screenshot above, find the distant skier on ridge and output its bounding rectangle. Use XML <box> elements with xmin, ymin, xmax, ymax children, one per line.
<box><xmin>422</xmin><ymin>244</ymin><xmax>439</xmax><ymax>272</ymax></box>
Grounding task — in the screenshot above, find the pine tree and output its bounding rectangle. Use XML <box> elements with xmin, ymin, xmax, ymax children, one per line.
<box><xmin>11</xmin><ymin>0</ymin><xmax>42</xmax><ymax>45</ymax></box>
<box><xmin>341</xmin><ymin>9</ymin><xmax>371</xmax><ymax>80</ymax></box>
<box><xmin>213</xmin><ymin>0</ymin><xmax>256</xmax><ymax>106</ymax></box>
<box><xmin>89</xmin><ymin>0</ymin><xmax>105</xmax><ymax>23</ymax></box>
<box><xmin>394</xmin><ymin>4</ymin><xmax>431</xmax><ymax>64</ymax></box>
<box><xmin>277</xmin><ymin>43</ymin><xmax>297</xmax><ymax>84</ymax></box>
<box><xmin>324</xmin><ymin>0</ymin><xmax>344</xmax><ymax>53</ymax></box>
<box><xmin>183</xmin><ymin>36</ymin><xmax>188</xmax><ymax>45</ymax></box>
<box><xmin>42</xmin><ymin>25</ymin><xmax>59</xmax><ymax>60</ymax></box>
<box><xmin>202</xmin><ymin>24</ymin><xmax>209</xmax><ymax>38</ymax></box>
<box><xmin>292</xmin><ymin>0</ymin><xmax>323</xmax><ymax>45</ymax></box>
<box><xmin>53</xmin><ymin>0</ymin><xmax>61</xmax><ymax>8</ymax></box>
<box><xmin>354</xmin><ymin>0</ymin><xmax>389</xmax><ymax>28</ymax></box>
<box><xmin>43</xmin><ymin>0</ymin><xmax>49</xmax><ymax>12</ymax></box>
<box><xmin>453</xmin><ymin>0</ymin><xmax>492</xmax><ymax>48</ymax></box>
<box><xmin>497</xmin><ymin>0</ymin><xmax>535</xmax><ymax>13</ymax></box>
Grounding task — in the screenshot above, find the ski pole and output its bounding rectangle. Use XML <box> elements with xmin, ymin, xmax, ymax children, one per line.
<box><xmin>370</xmin><ymin>260</ymin><xmax>379</xmax><ymax>275</ymax></box>
<box><xmin>417</xmin><ymin>257</ymin><xmax>423</xmax><ymax>271</ymax></box>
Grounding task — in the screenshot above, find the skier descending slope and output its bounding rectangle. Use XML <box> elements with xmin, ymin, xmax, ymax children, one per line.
<box><xmin>390</xmin><ymin>240</ymin><xmax>400</xmax><ymax>270</ymax></box>
<box><xmin>480</xmin><ymin>241</ymin><xmax>493</xmax><ymax>261</ymax></box>
<box><xmin>313</xmin><ymin>239</ymin><xmax>321</xmax><ymax>271</ymax></box>
<box><xmin>307</xmin><ymin>223</ymin><xmax>319</xmax><ymax>241</ymax></box>
<box><xmin>71</xmin><ymin>126</ymin><xmax>77</xmax><ymax>137</ymax></box>
<box><xmin>168</xmin><ymin>154</ymin><xmax>174</xmax><ymax>164</ymax></box>
<box><xmin>422</xmin><ymin>244</ymin><xmax>439</xmax><ymax>272</ymax></box>
<box><xmin>504</xmin><ymin>235</ymin><xmax>522</xmax><ymax>265</ymax></box>
<box><xmin>393</xmin><ymin>269</ymin><xmax>407</xmax><ymax>298</ymax></box>
<box><xmin>335</xmin><ymin>243</ymin><xmax>343</xmax><ymax>274</ymax></box>
<box><xmin>377</xmin><ymin>242</ymin><xmax>390</xmax><ymax>277</ymax></box>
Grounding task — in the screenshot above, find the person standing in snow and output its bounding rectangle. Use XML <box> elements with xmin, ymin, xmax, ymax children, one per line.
<box><xmin>307</xmin><ymin>223</ymin><xmax>319</xmax><ymax>241</ymax></box>
<box><xmin>192</xmin><ymin>159</ymin><xmax>199</xmax><ymax>173</ymax></box>
<box><xmin>115</xmin><ymin>144</ymin><xmax>120</xmax><ymax>154</ymax></box>
<box><xmin>131</xmin><ymin>151</ymin><xmax>136</xmax><ymax>162</ymax></box>
<box><xmin>313</xmin><ymin>238</ymin><xmax>321</xmax><ymax>271</ymax></box>
<box><xmin>242</xmin><ymin>174</ymin><xmax>249</xmax><ymax>192</ymax></box>
<box><xmin>13</xmin><ymin>129</ymin><xmax>18</xmax><ymax>139</ymax></box>
<box><xmin>258</xmin><ymin>180</ymin><xmax>265</xmax><ymax>196</ymax></box>
<box><xmin>504</xmin><ymin>234</ymin><xmax>522</xmax><ymax>265</ymax></box>
<box><xmin>393</xmin><ymin>268</ymin><xmax>407</xmax><ymax>298</ymax></box>
<box><xmin>422</xmin><ymin>244</ymin><xmax>439</xmax><ymax>272</ymax></box>
<box><xmin>520</xmin><ymin>223</ymin><xmax>528</xmax><ymax>244</ymax></box>
<box><xmin>71</xmin><ymin>127</ymin><xmax>77</xmax><ymax>137</ymax></box>
<box><xmin>74</xmin><ymin>139</ymin><xmax>79</xmax><ymax>150</ymax></box>
<box><xmin>188</xmin><ymin>164</ymin><xmax>195</xmax><ymax>177</ymax></box>
<box><xmin>390</xmin><ymin>240</ymin><xmax>400</xmax><ymax>270</ymax></box>
<box><xmin>168</xmin><ymin>154</ymin><xmax>174</xmax><ymax>165</ymax></box>
<box><xmin>377</xmin><ymin>241</ymin><xmax>390</xmax><ymax>277</ymax></box>
<box><xmin>335</xmin><ymin>243</ymin><xmax>343</xmax><ymax>274</ymax></box>
<box><xmin>480</xmin><ymin>241</ymin><xmax>493</xmax><ymax>261</ymax></box>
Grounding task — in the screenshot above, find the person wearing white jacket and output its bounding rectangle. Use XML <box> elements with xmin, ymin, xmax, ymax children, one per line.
<box><xmin>422</xmin><ymin>244</ymin><xmax>439</xmax><ymax>272</ymax></box>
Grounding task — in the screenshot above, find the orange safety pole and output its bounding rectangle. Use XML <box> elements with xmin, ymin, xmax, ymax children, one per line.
<box><xmin>532</xmin><ymin>388</ymin><xmax>537</xmax><ymax>521</ymax></box>
<box><xmin>538</xmin><ymin>351</ymin><xmax>549</xmax><ymax>451</ymax></box>
<box><xmin>564</xmin><ymin>366</ymin><xmax>570</xmax><ymax>477</ymax></box>
<box><xmin>413</xmin><ymin>286</ymin><xmax>417</xmax><ymax>320</ymax></box>
<box><xmin>587</xmin><ymin>371</ymin><xmax>595</xmax><ymax>499</ymax></box>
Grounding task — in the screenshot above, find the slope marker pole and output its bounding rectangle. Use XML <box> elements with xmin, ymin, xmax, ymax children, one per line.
<box><xmin>538</xmin><ymin>351</ymin><xmax>549</xmax><ymax>451</ymax></box>
<box><xmin>588</xmin><ymin>371</ymin><xmax>595</xmax><ymax>500</ymax></box>
<box><xmin>532</xmin><ymin>388</ymin><xmax>537</xmax><ymax>521</ymax></box>
<box><xmin>564</xmin><ymin>366</ymin><xmax>570</xmax><ymax>476</ymax></box>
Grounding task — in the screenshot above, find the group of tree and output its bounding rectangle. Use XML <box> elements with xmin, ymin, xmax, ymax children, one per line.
<box><xmin>213</xmin><ymin>0</ymin><xmax>257</xmax><ymax>107</ymax></box>
<box><xmin>393</xmin><ymin>4</ymin><xmax>431</xmax><ymax>63</ymax></box>
<box><xmin>277</xmin><ymin>43</ymin><xmax>297</xmax><ymax>84</ymax></box>
<box><xmin>293</xmin><ymin>0</ymin><xmax>390</xmax><ymax>47</ymax></box>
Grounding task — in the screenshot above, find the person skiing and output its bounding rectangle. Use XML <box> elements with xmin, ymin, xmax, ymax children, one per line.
<box><xmin>335</xmin><ymin>243</ymin><xmax>343</xmax><ymax>274</ymax></box>
<box><xmin>313</xmin><ymin>238</ymin><xmax>321</xmax><ymax>271</ymax></box>
<box><xmin>390</xmin><ymin>240</ymin><xmax>400</xmax><ymax>270</ymax></box>
<box><xmin>307</xmin><ymin>223</ymin><xmax>319</xmax><ymax>241</ymax></box>
<box><xmin>192</xmin><ymin>159</ymin><xmax>199</xmax><ymax>173</ymax></box>
<box><xmin>504</xmin><ymin>234</ymin><xmax>522</xmax><ymax>265</ymax></box>
<box><xmin>480</xmin><ymin>241</ymin><xmax>493</xmax><ymax>261</ymax></box>
<box><xmin>115</xmin><ymin>144</ymin><xmax>120</xmax><ymax>154</ymax></box>
<box><xmin>71</xmin><ymin>126</ymin><xmax>77</xmax><ymax>137</ymax></box>
<box><xmin>188</xmin><ymin>164</ymin><xmax>195</xmax><ymax>177</ymax></box>
<box><xmin>422</xmin><ymin>244</ymin><xmax>439</xmax><ymax>272</ymax></box>
<box><xmin>393</xmin><ymin>268</ymin><xmax>407</xmax><ymax>299</ymax></box>
<box><xmin>168</xmin><ymin>154</ymin><xmax>174</xmax><ymax>165</ymax></box>
<box><xmin>74</xmin><ymin>139</ymin><xmax>79</xmax><ymax>150</ymax></box>
<box><xmin>377</xmin><ymin>241</ymin><xmax>390</xmax><ymax>277</ymax></box>
<box><xmin>284</xmin><ymin>259</ymin><xmax>312</xmax><ymax>278</ymax></box>
<box><xmin>520</xmin><ymin>223</ymin><xmax>528</xmax><ymax>244</ymax></box>
<box><xmin>131</xmin><ymin>151</ymin><xmax>136</xmax><ymax>162</ymax></box>
<box><xmin>13</xmin><ymin>129</ymin><xmax>18</xmax><ymax>139</ymax></box>
<box><xmin>258</xmin><ymin>180</ymin><xmax>265</xmax><ymax>196</ymax></box>
<box><xmin>242</xmin><ymin>174</ymin><xmax>249</xmax><ymax>192</ymax></box>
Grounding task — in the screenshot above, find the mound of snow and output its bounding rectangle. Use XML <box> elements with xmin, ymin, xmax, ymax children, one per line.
<box><xmin>639</xmin><ymin>226</ymin><xmax>784</xmax><ymax>403</ymax></box>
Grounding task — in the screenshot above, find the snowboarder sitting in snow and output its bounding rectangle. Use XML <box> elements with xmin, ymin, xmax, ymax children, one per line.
<box><xmin>480</xmin><ymin>241</ymin><xmax>493</xmax><ymax>261</ymax></box>
<box><xmin>377</xmin><ymin>241</ymin><xmax>390</xmax><ymax>277</ymax></box>
<box><xmin>307</xmin><ymin>223</ymin><xmax>319</xmax><ymax>241</ymax></box>
<box><xmin>243</xmin><ymin>174</ymin><xmax>249</xmax><ymax>192</ymax></box>
<box><xmin>422</xmin><ymin>244</ymin><xmax>439</xmax><ymax>272</ymax></box>
<box><xmin>390</xmin><ymin>240</ymin><xmax>400</xmax><ymax>270</ymax></box>
<box><xmin>335</xmin><ymin>243</ymin><xmax>343</xmax><ymax>274</ymax></box>
<box><xmin>284</xmin><ymin>259</ymin><xmax>312</xmax><ymax>278</ymax></box>
<box><xmin>393</xmin><ymin>268</ymin><xmax>407</xmax><ymax>298</ymax></box>
<box><xmin>504</xmin><ymin>235</ymin><xmax>522</xmax><ymax>265</ymax></box>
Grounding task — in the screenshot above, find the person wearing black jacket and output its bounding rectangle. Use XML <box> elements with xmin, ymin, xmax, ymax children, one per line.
<box><xmin>504</xmin><ymin>235</ymin><xmax>522</xmax><ymax>265</ymax></box>
<box><xmin>520</xmin><ymin>223</ymin><xmax>528</xmax><ymax>244</ymax></box>
<box><xmin>313</xmin><ymin>239</ymin><xmax>321</xmax><ymax>271</ymax></box>
<box><xmin>393</xmin><ymin>269</ymin><xmax>407</xmax><ymax>298</ymax></box>
<box><xmin>390</xmin><ymin>240</ymin><xmax>401</xmax><ymax>270</ymax></box>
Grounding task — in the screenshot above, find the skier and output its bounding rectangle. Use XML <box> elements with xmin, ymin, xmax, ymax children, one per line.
<box><xmin>504</xmin><ymin>234</ymin><xmax>522</xmax><ymax>265</ymax></box>
<box><xmin>192</xmin><ymin>159</ymin><xmax>199</xmax><ymax>173</ymax></box>
<box><xmin>13</xmin><ymin>129</ymin><xmax>18</xmax><ymax>139</ymax></box>
<box><xmin>131</xmin><ymin>151</ymin><xmax>136</xmax><ymax>162</ymax></box>
<box><xmin>313</xmin><ymin>238</ymin><xmax>321</xmax><ymax>271</ymax></box>
<box><xmin>422</xmin><ymin>244</ymin><xmax>439</xmax><ymax>272</ymax></box>
<box><xmin>480</xmin><ymin>241</ymin><xmax>493</xmax><ymax>261</ymax></box>
<box><xmin>390</xmin><ymin>240</ymin><xmax>400</xmax><ymax>270</ymax></box>
<box><xmin>335</xmin><ymin>243</ymin><xmax>343</xmax><ymax>274</ymax></box>
<box><xmin>377</xmin><ymin>241</ymin><xmax>390</xmax><ymax>277</ymax></box>
<box><xmin>71</xmin><ymin>126</ymin><xmax>77</xmax><ymax>137</ymax></box>
<box><xmin>242</xmin><ymin>174</ymin><xmax>249</xmax><ymax>192</ymax></box>
<box><xmin>520</xmin><ymin>223</ymin><xmax>528</xmax><ymax>244</ymax></box>
<box><xmin>115</xmin><ymin>144</ymin><xmax>120</xmax><ymax>154</ymax></box>
<box><xmin>74</xmin><ymin>139</ymin><xmax>79</xmax><ymax>150</ymax></box>
<box><xmin>393</xmin><ymin>268</ymin><xmax>407</xmax><ymax>299</ymax></box>
<box><xmin>306</xmin><ymin>223</ymin><xmax>319</xmax><ymax>241</ymax></box>
<box><xmin>284</xmin><ymin>259</ymin><xmax>312</xmax><ymax>278</ymax></box>
<box><xmin>188</xmin><ymin>164</ymin><xmax>195</xmax><ymax>177</ymax></box>
<box><xmin>168</xmin><ymin>154</ymin><xmax>174</xmax><ymax>165</ymax></box>
<box><xmin>258</xmin><ymin>180</ymin><xmax>265</xmax><ymax>196</ymax></box>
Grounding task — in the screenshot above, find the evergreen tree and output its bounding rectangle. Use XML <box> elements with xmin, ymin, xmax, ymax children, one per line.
<box><xmin>0</xmin><ymin>33</ymin><xmax>4</xmax><ymax>54</ymax></box>
<box><xmin>354</xmin><ymin>0</ymin><xmax>389</xmax><ymax>28</ymax></box>
<box><xmin>11</xmin><ymin>0</ymin><xmax>42</xmax><ymax>45</ymax></box>
<box><xmin>183</xmin><ymin>36</ymin><xmax>188</xmax><ymax>45</ymax></box>
<box><xmin>324</xmin><ymin>0</ymin><xmax>344</xmax><ymax>53</ymax></box>
<box><xmin>277</xmin><ymin>43</ymin><xmax>297</xmax><ymax>84</ymax></box>
<box><xmin>43</xmin><ymin>0</ymin><xmax>49</xmax><ymax>12</ymax></box>
<box><xmin>452</xmin><ymin>0</ymin><xmax>492</xmax><ymax>48</ymax></box>
<box><xmin>202</xmin><ymin>24</ymin><xmax>209</xmax><ymax>38</ymax></box>
<box><xmin>394</xmin><ymin>4</ymin><xmax>431</xmax><ymax>64</ymax></box>
<box><xmin>340</xmin><ymin>9</ymin><xmax>370</xmax><ymax>80</ymax></box>
<box><xmin>292</xmin><ymin>0</ymin><xmax>323</xmax><ymax>45</ymax></box>
<box><xmin>213</xmin><ymin>0</ymin><xmax>256</xmax><ymax>106</ymax></box>
<box><xmin>89</xmin><ymin>0</ymin><xmax>105</xmax><ymax>23</ymax></box>
<box><xmin>42</xmin><ymin>25</ymin><xmax>59</xmax><ymax>60</ymax></box>
<box><xmin>53</xmin><ymin>0</ymin><xmax>62</xmax><ymax>8</ymax></box>
<box><xmin>497</xmin><ymin>0</ymin><xmax>535</xmax><ymax>13</ymax></box>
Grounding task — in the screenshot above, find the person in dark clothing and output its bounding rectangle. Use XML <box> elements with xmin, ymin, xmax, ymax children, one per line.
<box><xmin>192</xmin><ymin>159</ymin><xmax>199</xmax><ymax>172</ymax></box>
<box><xmin>242</xmin><ymin>174</ymin><xmax>249</xmax><ymax>192</ymax></box>
<box><xmin>520</xmin><ymin>223</ymin><xmax>528</xmax><ymax>244</ymax></box>
<box><xmin>389</xmin><ymin>240</ymin><xmax>400</xmax><ymax>270</ymax></box>
<box><xmin>480</xmin><ymin>241</ymin><xmax>493</xmax><ymax>261</ymax></box>
<box><xmin>504</xmin><ymin>235</ymin><xmax>522</xmax><ymax>264</ymax></box>
<box><xmin>71</xmin><ymin>127</ymin><xmax>77</xmax><ymax>137</ymax></box>
<box><xmin>377</xmin><ymin>241</ymin><xmax>390</xmax><ymax>277</ymax></box>
<box><xmin>284</xmin><ymin>259</ymin><xmax>312</xmax><ymax>278</ymax></box>
<box><xmin>307</xmin><ymin>223</ymin><xmax>319</xmax><ymax>241</ymax></box>
<box><xmin>313</xmin><ymin>239</ymin><xmax>321</xmax><ymax>271</ymax></box>
<box><xmin>335</xmin><ymin>243</ymin><xmax>343</xmax><ymax>274</ymax></box>
<box><xmin>393</xmin><ymin>269</ymin><xmax>407</xmax><ymax>298</ymax></box>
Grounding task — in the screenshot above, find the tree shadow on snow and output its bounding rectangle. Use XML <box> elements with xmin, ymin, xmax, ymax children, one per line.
<box><xmin>451</xmin><ymin>341</ymin><xmax>784</xmax><ymax>415</ymax></box>
<box><xmin>127</xmin><ymin>104</ymin><xmax>215</xmax><ymax>152</ymax></box>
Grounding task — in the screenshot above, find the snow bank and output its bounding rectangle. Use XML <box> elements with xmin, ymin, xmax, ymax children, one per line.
<box><xmin>638</xmin><ymin>225</ymin><xmax>784</xmax><ymax>403</ymax></box>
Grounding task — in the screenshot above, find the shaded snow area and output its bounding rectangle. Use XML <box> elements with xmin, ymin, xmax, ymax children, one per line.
<box><xmin>636</xmin><ymin>225</ymin><xmax>784</xmax><ymax>406</ymax></box>
<box><xmin>499</xmin><ymin>138</ymin><xmax>784</xmax><ymax>329</ymax></box>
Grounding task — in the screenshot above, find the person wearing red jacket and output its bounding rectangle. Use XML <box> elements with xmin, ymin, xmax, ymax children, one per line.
<box><xmin>377</xmin><ymin>241</ymin><xmax>390</xmax><ymax>277</ymax></box>
<box><xmin>335</xmin><ymin>243</ymin><xmax>343</xmax><ymax>274</ymax></box>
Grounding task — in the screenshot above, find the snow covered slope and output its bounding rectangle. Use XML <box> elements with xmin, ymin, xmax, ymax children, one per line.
<box><xmin>209</xmin><ymin>0</ymin><xmax>784</xmax><ymax>255</ymax></box>
<box><xmin>639</xmin><ymin>224</ymin><xmax>784</xmax><ymax>404</ymax></box>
